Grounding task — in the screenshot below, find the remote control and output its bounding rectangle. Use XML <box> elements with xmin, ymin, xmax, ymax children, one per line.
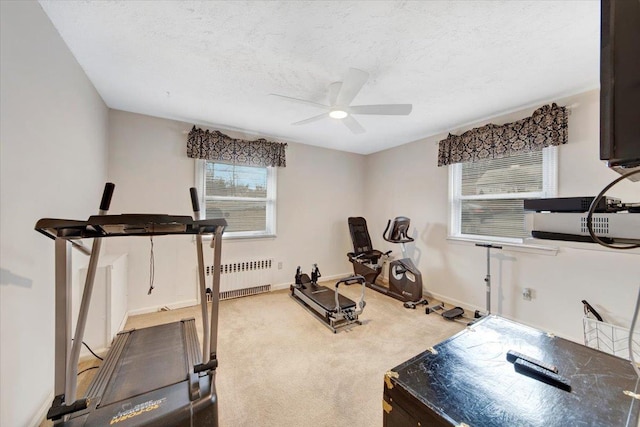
<box><xmin>506</xmin><ymin>350</ymin><xmax>558</xmax><ymax>373</ymax></box>
<box><xmin>513</xmin><ymin>358</ymin><xmax>571</xmax><ymax>392</ymax></box>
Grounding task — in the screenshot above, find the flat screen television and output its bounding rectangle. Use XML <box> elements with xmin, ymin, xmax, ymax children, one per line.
<box><xmin>600</xmin><ymin>0</ymin><xmax>640</xmax><ymax>180</ymax></box>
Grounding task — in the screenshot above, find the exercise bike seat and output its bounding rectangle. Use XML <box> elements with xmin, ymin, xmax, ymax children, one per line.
<box><xmin>347</xmin><ymin>251</ymin><xmax>381</xmax><ymax>263</ymax></box>
<box><xmin>348</xmin><ymin>217</ymin><xmax>383</xmax><ymax>263</ymax></box>
<box><xmin>297</xmin><ymin>283</ymin><xmax>356</xmax><ymax>312</ymax></box>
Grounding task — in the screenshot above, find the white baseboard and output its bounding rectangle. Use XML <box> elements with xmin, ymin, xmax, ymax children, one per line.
<box><xmin>117</xmin><ymin>312</ymin><xmax>129</xmax><ymax>334</ymax></box>
<box><xmin>30</xmin><ymin>391</ymin><xmax>54</xmax><ymax>427</ymax></box>
<box><xmin>127</xmin><ymin>298</ymin><xmax>198</xmax><ymax>316</ymax></box>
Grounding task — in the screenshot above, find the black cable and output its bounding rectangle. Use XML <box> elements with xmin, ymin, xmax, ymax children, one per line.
<box><xmin>77</xmin><ymin>366</ymin><xmax>100</xmax><ymax>376</ymax></box>
<box><xmin>71</xmin><ymin>339</ymin><xmax>104</xmax><ymax>361</ymax></box>
<box><xmin>148</xmin><ymin>230</ymin><xmax>155</xmax><ymax>295</ymax></box>
<box><xmin>586</xmin><ymin>168</ymin><xmax>640</xmax><ymax>249</ymax></box>
<box><xmin>82</xmin><ymin>341</ymin><xmax>104</xmax><ymax>361</ymax></box>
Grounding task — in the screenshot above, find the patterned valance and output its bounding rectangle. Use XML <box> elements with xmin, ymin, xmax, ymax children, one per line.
<box><xmin>187</xmin><ymin>126</ymin><xmax>287</xmax><ymax>167</ymax></box>
<box><xmin>437</xmin><ymin>103</ymin><xmax>567</xmax><ymax>166</ymax></box>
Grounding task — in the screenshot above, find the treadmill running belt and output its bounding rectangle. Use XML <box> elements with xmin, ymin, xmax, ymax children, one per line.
<box><xmin>100</xmin><ymin>322</ymin><xmax>188</xmax><ymax>406</ymax></box>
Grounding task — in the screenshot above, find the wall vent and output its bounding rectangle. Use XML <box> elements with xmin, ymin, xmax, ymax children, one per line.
<box><xmin>580</xmin><ymin>216</ymin><xmax>609</xmax><ymax>235</ymax></box>
<box><xmin>219</xmin><ymin>284</ymin><xmax>271</xmax><ymax>300</ymax></box>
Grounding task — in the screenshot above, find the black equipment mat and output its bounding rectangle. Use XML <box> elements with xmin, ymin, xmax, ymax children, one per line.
<box><xmin>384</xmin><ymin>316</ymin><xmax>640</xmax><ymax>426</ymax></box>
<box><xmin>100</xmin><ymin>322</ymin><xmax>189</xmax><ymax>406</ymax></box>
<box><xmin>298</xmin><ymin>284</ymin><xmax>355</xmax><ymax>312</ymax></box>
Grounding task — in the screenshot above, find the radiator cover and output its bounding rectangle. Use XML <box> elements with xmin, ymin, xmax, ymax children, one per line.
<box><xmin>205</xmin><ymin>258</ymin><xmax>274</xmax><ymax>300</ymax></box>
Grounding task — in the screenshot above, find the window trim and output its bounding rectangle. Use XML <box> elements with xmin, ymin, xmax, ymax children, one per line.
<box><xmin>448</xmin><ymin>146</ymin><xmax>558</xmax><ymax>244</ymax></box>
<box><xmin>195</xmin><ymin>159</ymin><xmax>277</xmax><ymax>239</ymax></box>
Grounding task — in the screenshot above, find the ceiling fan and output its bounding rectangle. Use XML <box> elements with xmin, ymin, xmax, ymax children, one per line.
<box><xmin>270</xmin><ymin>68</ymin><xmax>412</xmax><ymax>134</ymax></box>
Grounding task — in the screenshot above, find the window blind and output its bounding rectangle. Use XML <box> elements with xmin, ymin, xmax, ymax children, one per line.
<box><xmin>204</xmin><ymin>163</ymin><xmax>271</xmax><ymax>234</ymax></box>
<box><xmin>453</xmin><ymin>149</ymin><xmax>555</xmax><ymax>240</ymax></box>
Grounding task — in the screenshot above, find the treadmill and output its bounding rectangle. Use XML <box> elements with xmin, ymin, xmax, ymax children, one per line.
<box><xmin>36</xmin><ymin>183</ymin><xmax>227</xmax><ymax>426</ymax></box>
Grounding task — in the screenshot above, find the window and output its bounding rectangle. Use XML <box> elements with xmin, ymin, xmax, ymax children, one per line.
<box><xmin>449</xmin><ymin>147</ymin><xmax>557</xmax><ymax>243</ymax></box>
<box><xmin>196</xmin><ymin>161</ymin><xmax>276</xmax><ymax>238</ymax></box>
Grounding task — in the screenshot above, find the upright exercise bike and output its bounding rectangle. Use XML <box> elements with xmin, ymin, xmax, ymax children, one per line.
<box><xmin>381</xmin><ymin>217</ymin><xmax>425</xmax><ymax>305</ymax></box>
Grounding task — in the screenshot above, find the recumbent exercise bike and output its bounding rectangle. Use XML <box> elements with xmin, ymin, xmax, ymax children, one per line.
<box><xmin>347</xmin><ymin>216</ymin><xmax>426</xmax><ymax>307</ymax></box>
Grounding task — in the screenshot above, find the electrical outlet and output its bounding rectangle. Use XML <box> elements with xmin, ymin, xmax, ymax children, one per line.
<box><xmin>278</xmin><ymin>261</ymin><xmax>283</xmax><ymax>270</ymax></box>
<box><xmin>522</xmin><ymin>288</ymin><xmax>532</xmax><ymax>301</ymax></box>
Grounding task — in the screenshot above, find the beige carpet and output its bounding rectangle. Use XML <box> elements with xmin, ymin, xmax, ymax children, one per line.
<box><xmin>42</xmin><ymin>282</ymin><xmax>464</xmax><ymax>426</ymax></box>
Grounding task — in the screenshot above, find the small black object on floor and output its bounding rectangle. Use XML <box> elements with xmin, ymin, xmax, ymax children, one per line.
<box><xmin>441</xmin><ymin>306</ymin><xmax>464</xmax><ymax>320</ymax></box>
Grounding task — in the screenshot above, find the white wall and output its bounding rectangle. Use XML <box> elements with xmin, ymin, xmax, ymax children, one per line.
<box><xmin>364</xmin><ymin>89</ymin><xmax>639</xmax><ymax>343</ymax></box>
<box><xmin>0</xmin><ymin>2</ymin><xmax>109</xmax><ymax>426</ymax></box>
<box><xmin>106</xmin><ymin>110</ymin><xmax>365</xmax><ymax>313</ymax></box>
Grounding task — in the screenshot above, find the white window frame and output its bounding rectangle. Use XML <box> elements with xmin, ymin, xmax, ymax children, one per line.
<box><xmin>195</xmin><ymin>159</ymin><xmax>277</xmax><ymax>239</ymax></box>
<box><xmin>449</xmin><ymin>147</ymin><xmax>558</xmax><ymax>244</ymax></box>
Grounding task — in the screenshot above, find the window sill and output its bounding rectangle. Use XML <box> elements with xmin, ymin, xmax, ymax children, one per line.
<box><xmin>446</xmin><ymin>236</ymin><xmax>559</xmax><ymax>256</ymax></box>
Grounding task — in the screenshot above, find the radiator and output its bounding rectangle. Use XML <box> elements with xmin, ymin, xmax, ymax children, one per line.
<box><xmin>205</xmin><ymin>258</ymin><xmax>274</xmax><ymax>300</ymax></box>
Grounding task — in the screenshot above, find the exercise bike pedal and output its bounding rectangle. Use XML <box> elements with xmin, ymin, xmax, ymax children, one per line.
<box><xmin>403</xmin><ymin>299</ymin><xmax>428</xmax><ymax>309</ymax></box>
<box><xmin>442</xmin><ymin>306</ymin><xmax>464</xmax><ymax>320</ymax></box>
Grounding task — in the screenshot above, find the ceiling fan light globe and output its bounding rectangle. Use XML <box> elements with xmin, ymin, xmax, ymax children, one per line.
<box><xmin>329</xmin><ymin>109</ymin><xmax>348</xmax><ymax>119</ymax></box>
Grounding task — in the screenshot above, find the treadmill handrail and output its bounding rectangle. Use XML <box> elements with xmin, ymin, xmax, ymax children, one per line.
<box><xmin>35</xmin><ymin>215</ymin><xmax>227</xmax><ymax>238</ymax></box>
<box><xmin>65</xmin><ymin>183</ymin><xmax>114</xmax><ymax>408</ymax></box>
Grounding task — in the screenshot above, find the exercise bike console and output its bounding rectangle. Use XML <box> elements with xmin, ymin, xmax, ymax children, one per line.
<box><xmin>383</xmin><ymin>216</ymin><xmax>414</xmax><ymax>244</ymax></box>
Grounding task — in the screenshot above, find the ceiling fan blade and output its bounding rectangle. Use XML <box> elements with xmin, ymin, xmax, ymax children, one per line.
<box><xmin>342</xmin><ymin>115</ymin><xmax>366</xmax><ymax>134</ymax></box>
<box><xmin>335</xmin><ymin>68</ymin><xmax>369</xmax><ymax>107</ymax></box>
<box><xmin>269</xmin><ymin>94</ymin><xmax>329</xmax><ymax>109</ymax></box>
<box><xmin>328</xmin><ymin>82</ymin><xmax>342</xmax><ymax>106</ymax></box>
<box><xmin>349</xmin><ymin>104</ymin><xmax>413</xmax><ymax>115</ymax></box>
<box><xmin>292</xmin><ymin>113</ymin><xmax>329</xmax><ymax>125</ymax></box>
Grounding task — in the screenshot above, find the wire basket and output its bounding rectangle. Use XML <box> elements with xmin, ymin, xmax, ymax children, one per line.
<box><xmin>583</xmin><ymin>316</ymin><xmax>640</xmax><ymax>361</ymax></box>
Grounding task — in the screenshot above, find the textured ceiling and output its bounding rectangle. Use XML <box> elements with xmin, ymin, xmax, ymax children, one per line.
<box><xmin>39</xmin><ymin>1</ymin><xmax>600</xmax><ymax>155</ymax></box>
